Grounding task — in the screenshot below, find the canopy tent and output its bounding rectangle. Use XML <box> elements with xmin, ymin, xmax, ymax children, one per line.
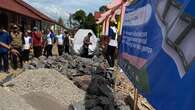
<box><xmin>73</xmin><ymin>29</ymin><xmax>98</xmax><ymax>55</ymax></box>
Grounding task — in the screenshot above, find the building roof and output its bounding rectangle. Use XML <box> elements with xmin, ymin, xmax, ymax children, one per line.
<box><xmin>16</xmin><ymin>0</ymin><xmax>57</xmax><ymax>23</ymax></box>
<box><xmin>0</xmin><ymin>0</ymin><xmax>56</xmax><ymax>23</ymax></box>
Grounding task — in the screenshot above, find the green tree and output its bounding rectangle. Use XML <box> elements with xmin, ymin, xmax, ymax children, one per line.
<box><xmin>84</xmin><ymin>13</ymin><xmax>97</xmax><ymax>35</ymax></box>
<box><xmin>58</xmin><ymin>17</ymin><xmax>64</xmax><ymax>26</ymax></box>
<box><xmin>72</xmin><ymin>9</ymin><xmax>86</xmax><ymax>27</ymax></box>
<box><xmin>99</xmin><ymin>5</ymin><xmax>108</xmax><ymax>13</ymax></box>
<box><xmin>72</xmin><ymin>10</ymin><xmax>97</xmax><ymax>35</ymax></box>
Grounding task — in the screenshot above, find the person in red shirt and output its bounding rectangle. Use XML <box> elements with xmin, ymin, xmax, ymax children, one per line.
<box><xmin>32</xmin><ymin>27</ymin><xmax>42</xmax><ymax>58</ymax></box>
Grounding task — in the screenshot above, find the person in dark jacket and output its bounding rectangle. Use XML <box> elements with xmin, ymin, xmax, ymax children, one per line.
<box><xmin>0</xmin><ymin>26</ymin><xmax>11</xmax><ymax>73</ymax></box>
<box><xmin>64</xmin><ymin>31</ymin><xmax>70</xmax><ymax>54</ymax></box>
<box><xmin>81</xmin><ymin>32</ymin><xmax>92</xmax><ymax>58</ymax></box>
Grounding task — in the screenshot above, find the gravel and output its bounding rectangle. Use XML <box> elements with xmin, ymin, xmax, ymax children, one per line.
<box><xmin>4</xmin><ymin>68</ymin><xmax>85</xmax><ymax>109</ymax></box>
<box><xmin>0</xmin><ymin>87</ymin><xmax>35</xmax><ymax>110</ymax></box>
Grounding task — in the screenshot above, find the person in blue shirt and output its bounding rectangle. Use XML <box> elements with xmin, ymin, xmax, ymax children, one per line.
<box><xmin>0</xmin><ymin>26</ymin><xmax>11</xmax><ymax>73</ymax></box>
<box><xmin>46</xmin><ymin>29</ymin><xmax>55</xmax><ymax>57</ymax></box>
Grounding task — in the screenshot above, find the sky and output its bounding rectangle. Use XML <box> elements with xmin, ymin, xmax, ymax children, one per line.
<box><xmin>23</xmin><ymin>0</ymin><xmax>112</xmax><ymax>21</ymax></box>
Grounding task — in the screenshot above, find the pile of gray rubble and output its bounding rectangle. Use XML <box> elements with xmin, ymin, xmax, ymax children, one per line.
<box><xmin>1</xmin><ymin>54</ymin><xmax>131</xmax><ymax>110</ymax></box>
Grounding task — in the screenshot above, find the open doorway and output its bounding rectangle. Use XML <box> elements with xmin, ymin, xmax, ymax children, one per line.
<box><xmin>0</xmin><ymin>11</ymin><xmax>8</xmax><ymax>29</ymax></box>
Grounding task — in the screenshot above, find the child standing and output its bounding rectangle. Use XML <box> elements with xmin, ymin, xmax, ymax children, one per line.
<box><xmin>22</xmin><ymin>30</ymin><xmax>32</xmax><ymax>63</ymax></box>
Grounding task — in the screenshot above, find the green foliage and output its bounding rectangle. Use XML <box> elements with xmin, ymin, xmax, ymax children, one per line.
<box><xmin>58</xmin><ymin>17</ymin><xmax>64</xmax><ymax>26</ymax></box>
<box><xmin>99</xmin><ymin>5</ymin><xmax>108</xmax><ymax>13</ymax></box>
<box><xmin>73</xmin><ymin>10</ymin><xmax>97</xmax><ymax>35</ymax></box>
<box><xmin>84</xmin><ymin>13</ymin><xmax>97</xmax><ymax>34</ymax></box>
<box><xmin>72</xmin><ymin>9</ymin><xmax>86</xmax><ymax>26</ymax></box>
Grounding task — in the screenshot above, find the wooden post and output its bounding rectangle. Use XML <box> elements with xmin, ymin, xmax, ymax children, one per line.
<box><xmin>133</xmin><ymin>88</ymin><xmax>138</xmax><ymax>110</ymax></box>
<box><xmin>114</xmin><ymin>66</ymin><xmax>119</xmax><ymax>93</ymax></box>
<box><xmin>132</xmin><ymin>64</ymin><xmax>138</xmax><ymax>110</ymax></box>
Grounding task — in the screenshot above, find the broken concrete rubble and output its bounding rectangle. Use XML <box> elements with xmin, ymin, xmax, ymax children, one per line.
<box><xmin>22</xmin><ymin>53</ymin><xmax>131</xmax><ymax>110</ymax></box>
<box><xmin>23</xmin><ymin>54</ymin><xmax>107</xmax><ymax>77</ymax></box>
<box><xmin>1</xmin><ymin>52</ymin><xmax>154</xmax><ymax>110</ymax></box>
<box><xmin>85</xmin><ymin>68</ymin><xmax>131</xmax><ymax>110</ymax></box>
<box><xmin>69</xmin><ymin>65</ymin><xmax>131</xmax><ymax>110</ymax></box>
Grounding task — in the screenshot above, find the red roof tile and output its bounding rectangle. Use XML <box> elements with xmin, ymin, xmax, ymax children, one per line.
<box><xmin>0</xmin><ymin>0</ymin><xmax>57</xmax><ymax>24</ymax></box>
<box><xmin>0</xmin><ymin>0</ymin><xmax>42</xmax><ymax>20</ymax></box>
<box><xmin>16</xmin><ymin>0</ymin><xmax>57</xmax><ymax>23</ymax></box>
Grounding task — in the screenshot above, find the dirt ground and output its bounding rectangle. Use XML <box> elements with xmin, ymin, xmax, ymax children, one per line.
<box><xmin>0</xmin><ymin>69</ymin><xmax>85</xmax><ymax>110</ymax></box>
<box><xmin>22</xmin><ymin>92</ymin><xmax>65</xmax><ymax>110</ymax></box>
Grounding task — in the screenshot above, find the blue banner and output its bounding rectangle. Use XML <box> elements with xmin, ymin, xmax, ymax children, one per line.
<box><xmin>120</xmin><ymin>0</ymin><xmax>195</xmax><ymax>110</ymax></box>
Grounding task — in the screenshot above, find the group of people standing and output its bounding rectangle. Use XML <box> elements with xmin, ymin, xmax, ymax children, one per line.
<box><xmin>0</xmin><ymin>24</ymin><xmax>70</xmax><ymax>73</ymax></box>
<box><xmin>0</xmin><ymin>21</ymin><xmax>119</xmax><ymax>73</ymax></box>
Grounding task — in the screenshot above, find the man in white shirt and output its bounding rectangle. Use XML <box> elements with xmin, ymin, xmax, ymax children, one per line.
<box><xmin>22</xmin><ymin>30</ymin><xmax>32</xmax><ymax>63</ymax></box>
<box><xmin>106</xmin><ymin>22</ymin><xmax>118</xmax><ymax>68</ymax></box>
<box><xmin>56</xmin><ymin>30</ymin><xmax>65</xmax><ymax>56</ymax></box>
<box><xmin>46</xmin><ymin>29</ymin><xmax>55</xmax><ymax>57</ymax></box>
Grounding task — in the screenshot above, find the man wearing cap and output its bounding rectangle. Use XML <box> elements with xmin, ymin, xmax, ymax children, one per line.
<box><xmin>32</xmin><ymin>27</ymin><xmax>42</xmax><ymax>58</ymax></box>
<box><xmin>10</xmin><ymin>24</ymin><xmax>23</xmax><ymax>70</ymax></box>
